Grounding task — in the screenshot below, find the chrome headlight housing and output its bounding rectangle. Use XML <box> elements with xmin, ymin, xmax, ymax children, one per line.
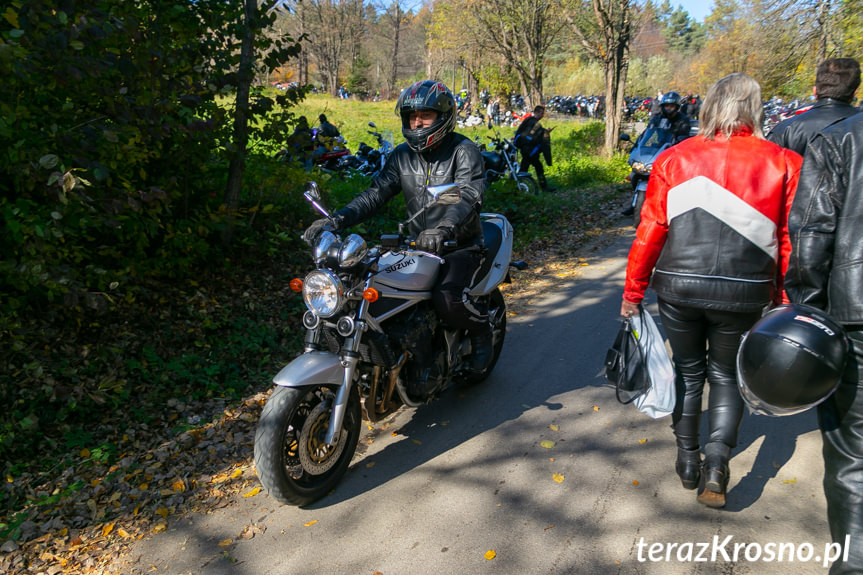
<box><xmin>314</xmin><ymin>230</ymin><xmax>337</xmax><ymax>264</ymax></box>
<box><xmin>302</xmin><ymin>270</ymin><xmax>345</xmax><ymax>317</ymax></box>
<box><xmin>632</xmin><ymin>161</ymin><xmax>652</xmax><ymax>175</ymax></box>
<box><xmin>339</xmin><ymin>234</ymin><xmax>368</xmax><ymax>268</ymax></box>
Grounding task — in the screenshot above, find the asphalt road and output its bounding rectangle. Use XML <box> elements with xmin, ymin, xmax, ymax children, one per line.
<box><xmin>114</xmin><ymin>224</ymin><xmax>834</xmax><ymax>575</ymax></box>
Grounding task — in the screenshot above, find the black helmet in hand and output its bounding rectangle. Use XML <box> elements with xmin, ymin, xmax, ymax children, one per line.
<box><xmin>396</xmin><ymin>80</ymin><xmax>456</xmax><ymax>153</ymax></box>
<box><xmin>737</xmin><ymin>304</ymin><xmax>849</xmax><ymax>416</ymax></box>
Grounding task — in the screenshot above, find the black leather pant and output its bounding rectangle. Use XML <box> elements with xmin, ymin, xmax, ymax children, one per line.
<box><xmin>432</xmin><ymin>245</ymin><xmax>487</xmax><ymax>331</ymax></box>
<box><xmin>819</xmin><ymin>328</ymin><xmax>863</xmax><ymax>575</ymax></box>
<box><xmin>657</xmin><ymin>299</ymin><xmax>761</xmax><ymax>452</ymax></box>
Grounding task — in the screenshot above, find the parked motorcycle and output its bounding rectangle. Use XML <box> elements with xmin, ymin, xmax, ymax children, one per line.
<box><xmin>348</xmin><ymin>122</ymin><xmax>394</xmax><ymax>177</ymax></box>
<box><xmin>254</xmin><ymin>182</ymin><xmax>526</xmax><ymax>506</ymax></box>
<box><xmin>619</xmin><ymin>126</ymin><xmax>676</xmax><ymax>228</ymax></box>
<box><xmin>477</xmin><ymin>134</ymin><xmax>540</xmax><ymax>195</ymax></box>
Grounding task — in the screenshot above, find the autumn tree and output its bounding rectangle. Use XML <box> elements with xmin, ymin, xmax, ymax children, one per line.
<box><xmin>565</xmin><ymin>0</ymin><xmax>641</xmax><ymax>155</ymax></box>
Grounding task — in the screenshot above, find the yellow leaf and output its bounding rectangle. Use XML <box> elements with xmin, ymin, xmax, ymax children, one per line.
<box><xmin>156</xmin><ymin>507</ymin><xmax>169</xmax><ymax>518</ymax></box>
<box><xmin>782</xmin><ymin>478</ymin><xmax>797</xmax><ymax>484</ymax></box>
<box><xmin>484</xmin><ymin>550</ymin><xmax>497</xmax><ymax>560</ymax></box>
<box><xmin>552</xmin><ymin>474</ymin><xmax>565</xmax><ymax>483</ymax></box>
<box><xmin>549</xmin><ymin>424</ymin><xmax>559</xmax><ymax>432</ymax></box>
<box><xmin>138</xmin><ymin>483</ymin><xmax>148</xmax><ymax>491</ymax></box>
<box><xmin>638</xmin><ymin>438</ymin><xmax>648</xmax><ymax>444</ymax></box>
<box><xmin>101</xmin><ymin>522</ymin><xmax>115</xmax><ymax>536</ymax></box>
<box><xmin>59</xmin><ymin>527</ymin><xmax>68</xmax><ymax>536</ymax></box>
<box><xmin>80</xmin><ymin>448</ymin><xmax>91</xmax><ymax>458</ymax></box>
<box><xmin>117</xmin><ymin>528</ymin><xmax>130</xmax><ymax>538</ymax></box>
<box><xmin>391</xmin><ymin>431</ymin><xmax>398</xmax><ymax>437</ymax></box>
<box><xmin>540</xmin><ymin>440</ymin><xmax>556</xmax><ymax>449</ymax></box>
<box><xmin>366</xmin><ymin>462</ymin><xmax>376</xmax><ymax>468</ymax></box>
<box><xmin>109</xmin><ymin>491</ymin><xmax>121</xmax><ymax>503</ymax></box>
<box><xmin>153</xmin><ymin>523</ymin><xmax>167</xmax><ymax>533</ymax></box>
<box><xmin>172</xmin><ymin>479</ymin><xmax>185</xmax><ymax>492</ymax></box>
<box><xmin>304</xmin><ymin>520</ymin><xmax>318</xmax><ymax>527</ymax></box>
<box><xmin>230</xmin><ymin>469</ymin><xmax>243</xmax><ymax>479</ymax></box>
<box><xmin>243</xmin><ymin>487</ymin><xmax>261</xmax><ymax>498</ymax></box>
<box><xmin>592</xmin><ymin>405</ymin><xmax>600</xmax><ymax>411</ymax></box>
<box><xmin>367</xmin><ymin>424</ymin><xmax>374</xmax><ymax>430</ymax></box>
<box><xmin>549</xmin><ymin>458</ymin><xmax>555</xmax><ymax>462</ymax></box>
<box><xmin>632</xmin><ymin>480</ymin><xmax>640</xmax><ymax>486</ymax></box>
<box><xmin>6</xmin><ymin>474</ymin><xmax>12</xmax><ymax>483</ymax></box>
<box><xmin>218</xmin><ymin>539</ymin><xmax>233</xmax><ymax>547</ymax></box>
<box><xmin>90</xmin><ymin>478</ymin><xmax>101</xmax><ymax>487</ymax></box>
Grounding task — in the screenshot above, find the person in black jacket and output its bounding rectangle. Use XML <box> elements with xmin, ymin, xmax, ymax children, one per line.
<box><xmin>515</xmin><ymin>105</ymin><xmax>554</xmax><ymax>191</ymax></box>
<box><xmin>785</xmin><ymin>110</ymin><xmax>863</xmax><ymax>575</ymax></box>
<box><xmin>646</xmin><ymin>91</ymin><xmax>691</xmax><ymax>142</ymax></box>
<box><xmin>302</xmin><ymin>80</ymin><xmax>492</xmax><ymax>397</ymax></box>
<box><xmin>768</xmin><ymin>58</ymin><xmax>860</xmax><ymax>156</ymax></box>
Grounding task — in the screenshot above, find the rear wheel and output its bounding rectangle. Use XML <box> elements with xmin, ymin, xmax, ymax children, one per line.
<box><xmin>254</xmin><ymin>384</ymin><xmax>361</xmax><ymax>506</ymax></box>
<box><xmin>462</xmin><ymin>288</ymin><xmax>507</xmax><ymax>384</ymax></box>
<box><xmin>515</xmin><ymin>174</ymin><xmax>540</xmax><ymax>195</ymax></box>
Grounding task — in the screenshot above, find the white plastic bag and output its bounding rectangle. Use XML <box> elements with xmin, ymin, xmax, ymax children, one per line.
<box><xmin>629</xmin><ymin>309</ymin><xmax>675</xmax><ymax>419</ymax></box>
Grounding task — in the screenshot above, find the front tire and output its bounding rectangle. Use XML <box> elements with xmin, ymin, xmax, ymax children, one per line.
<box><xmin>462</xmin><ymin>288</ymin><xmax>507</xmax><ymax>384</ymax></box>
<box><xmin>254</xmin><ymin>384</ymin><xmax>361</xmax><ymax>506</ymax></box>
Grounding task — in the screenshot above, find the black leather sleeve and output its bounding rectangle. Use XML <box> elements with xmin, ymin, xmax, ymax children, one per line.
<box><xmin>785</xmin><ymin>132</ymin><xmax>840</xmax><ymax>310</ymax></box>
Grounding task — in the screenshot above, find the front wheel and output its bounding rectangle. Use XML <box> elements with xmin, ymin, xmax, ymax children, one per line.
<box><xmin>462</xmin><ymin>288</ymin><xmax>507</xmax><ymax>384</ymax></box>
<box><xmin>515</xmin><ymin>174</ymin><xmax>540</xmax><ymax>195</ymax></box>
<box><xmin>254</xmin><ymin>384</ymin><xmax>361</xmax><ymax>506</ymax></box>
<box><xmin>633</xmin><ymin>188</ymin><xmax>646</xmax><ymax>229</ymax></box>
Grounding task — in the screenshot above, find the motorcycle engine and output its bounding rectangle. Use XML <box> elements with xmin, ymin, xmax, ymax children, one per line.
<box><xmin>386</xmin><ymin>305</ymin><xmax>446</xmax><ymax>396</ymax></box>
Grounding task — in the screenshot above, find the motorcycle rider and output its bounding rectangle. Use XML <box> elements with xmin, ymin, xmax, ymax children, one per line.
<box><xmin>515</xmin><ymin>105</ymin><xmax>554</xmax><ymax>191</ymax></box>
<box><xmin>317</xmin><ymin>113</ymin><xmax>341</xmax><ymax>139</ymax></box>
<box><xmin>302</xmin><ymin>80</ymin><xmax>493</xmax><ymax>398</ymax></box>
<box><xmin>622</xmin><ymin>91</ymin><xmax>691</xmax><ymax>217</ymax></box>
<box><xmin>767</xmin><ymin>57</ymin><xmax>860</xmax><ymax>156</ymax></box>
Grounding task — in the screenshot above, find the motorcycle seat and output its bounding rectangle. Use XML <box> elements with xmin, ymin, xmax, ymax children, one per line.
<box><xmin>473</xmin><ymin>220</ymin><xmax>502</xmax><ymax>285</ymax></box>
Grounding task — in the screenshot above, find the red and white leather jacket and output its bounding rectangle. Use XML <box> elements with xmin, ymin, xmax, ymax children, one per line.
<box><xmin>623</xmin><ymin>129</ymin><xmax>802</xmax><ymax>312</ymax></box>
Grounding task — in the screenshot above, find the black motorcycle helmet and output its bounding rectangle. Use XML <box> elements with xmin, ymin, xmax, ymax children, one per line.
<box><xmin>396</xmin><ymin>80</ymin><xmax>456</xmax><ymax>153</ymax></box>
<box><xmin>660</xmin><ymin>91</ymin><xmax>682</xmax><ymax>116</ymax></box>
<box><xmin>737</xmin><ymin>303</ymin><xmax>849</xmax><ymax>416</ymax></box>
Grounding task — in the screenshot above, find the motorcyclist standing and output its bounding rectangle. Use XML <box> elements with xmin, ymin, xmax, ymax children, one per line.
<box><xmin>302</xmin><ymin>80</ymin><xmax>492</xmax><ymax>398</ymax></box>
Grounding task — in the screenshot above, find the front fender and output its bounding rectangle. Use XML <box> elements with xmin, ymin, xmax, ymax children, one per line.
<box><xmin>273</xmin><ymin>351</ymin><xmax>344</xmax><ymax>388</ymax></box>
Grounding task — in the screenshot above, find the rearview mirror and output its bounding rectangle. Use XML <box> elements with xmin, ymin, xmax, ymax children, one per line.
<box><xmin>426</xmin><ymin>183</ymin><xmax>461</xmax><ymax>206</ymax></box>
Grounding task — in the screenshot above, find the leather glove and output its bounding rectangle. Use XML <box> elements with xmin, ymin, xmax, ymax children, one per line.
<box><xmin>302</xmin><ymin>217</ymin><xmax>336</xmax><ymax>246</ymax></box>
<box><xmin>416</xmin><ymin>227</ymin><xmax>453</xmax><ymax>255</ymax></box>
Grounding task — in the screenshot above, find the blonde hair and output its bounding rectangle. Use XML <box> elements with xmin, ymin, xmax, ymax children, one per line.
<box><xmin>699</xmin><ymin>73</ymin><xmax>764</xmax><ymax>140</ymax></box>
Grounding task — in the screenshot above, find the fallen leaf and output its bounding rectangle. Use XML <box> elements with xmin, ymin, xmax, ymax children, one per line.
<box><xmin>391</xmin><ymin>431</ymin><xmax>398</xmax><ymax>437</ymax></box>
<box><xmin>552</xmin><ymin>474</ymin><xmax>564</xmax><ymax>483</ymax></box>
<box><xmin>304</xmin><ymin>520</ymin><xmax>318</xmax><ymax>527</ymax></box>
<box><xmin>79</xmin><ymin>448</ymin><xmax>90</xmax><ymax>458</ymax></box>
<box><xmin>172</xmin><ymin>479</ymin><xmax>186</xmax><ymax>492</ymax></box>
<box><xmin>365</xmin><ymin>462</ymin><xmax>376</xmax><ymax>468</ymax></box>
<box><xmin>632</xmin><ymin>480</ymin><xmax>640</xmax><ymax>486</ymax></box>
<box><xmin>782</xmin><ymin>478</ymin><xmax>797</xmax><ymax>484</ymax></box>
<box><xmin>243</xmin><ymin>487</ymin><xmax>261</xmax><ymax>498</ymax></box>
<box><xmin>544</xmin><ymin>525</ymin><xmax>554</xmax><ymax>531</ymax></box>
<box><xmin>549</xmin><ymin>457</ymin><xmax>555</xmax><ymax>462</ymax></box>
<box><xmin>484</xmin><ymin>550</ymin><xmax>496</xmax><ymax>560</ymax></box>
<box><xmin>637</xmin><ymin>438</ymin><xmax>647</xmax><ymax>444</ymax></box>
<box><xmin>117</xmin><ymin>528</ymin><xmax>131</xmax><ymax>538</ymax></box>
<box><xmin>230</xmin><ymin>469</ymin><xmax>242</xmax><ymax>479</ymax></box>
<box><xmin>101</xmin><ymin>522</ymin><xmax>115</xmax><ymax>537</ymax></box>
<box><xmin>156</xmin><ymin>507</ymin><xmax>169</xmax><ymax>518</ymax></box>
<box><xmin>540</xmin><ymin>440</ymin><xmax>555</xmax><ymax>449</ymax></box>
<box><xmin>592</xmin><ymin>405</ymin><xmax>599</xmax><ymax>411</ymax></box>
<box><xmin>218</xmin><ymin>539</ymin><xmax>233</xmax><ymax>547</ymax></box>
<box><xmin>153</xmin><ymin>523</ymin><xmax>167</xmax><ymax>533</ymax></box>
<box><xmin>138</xmin><ymin>483</ymin><xmax>148</xmax><ymax>491</ymax></box>
<box><xmin>549</xmin><ymin>424</ymin><xmax>559</xmax><ymax>432</ymax></box>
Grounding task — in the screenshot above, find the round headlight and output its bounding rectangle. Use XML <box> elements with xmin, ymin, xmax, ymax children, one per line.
<box><xmin>302</xmin><ymin>270</ymin><xmax>345</xmax><ymax>317</ymax></box>
<box><xmin>339</xmin><ymin>234</ymin><xmax>368</xmax><ymax>268</ymax></box>
<box><xmin>314</xmin><ymin>231</ymin><xmax>337</xmax><ymax>264</ymax></box>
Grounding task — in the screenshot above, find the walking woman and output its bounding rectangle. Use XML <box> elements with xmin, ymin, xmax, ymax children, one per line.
<box><xmin>620</xmin><ymin>73</ymin><xmax>802</xmax><ymax>508</ymax></box>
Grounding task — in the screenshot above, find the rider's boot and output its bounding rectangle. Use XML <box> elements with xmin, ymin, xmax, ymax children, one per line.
<box><xmin>468</xmin><ymin>325</ymin><xmax>494</xmax><ymax>373</ymax></box>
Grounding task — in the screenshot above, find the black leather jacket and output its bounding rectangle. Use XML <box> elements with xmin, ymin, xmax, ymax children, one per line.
<box><xmin>647</xmin><ymin>111</ymin><xmax>691</xmax><ymax>143</ymax></box>
<box><xmin>767</xmin><ymin>98</ymin><xmax>860</xmax><ymax>156</ymax></box>
<box><xmin>336</xmin><ymin>132</ymin><xmax>485</xmax><ymax>248</ymax></box>
<box><xmin>786</xmin><ymin>111</ymin><xmax>863</xmax><ymax>323</ymax></box>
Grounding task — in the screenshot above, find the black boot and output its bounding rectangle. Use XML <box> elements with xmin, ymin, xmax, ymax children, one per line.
<box><xmin>676</xmin><ymin>447</ymin><xmax>702</xmax><ymax>490</ymax></box>
<box><xmin>697</xmin><ymin>443</ymin><xmax>730</xmax><ymax>508</ymax></box>
<box><xmin>468</xmin><ymin>327</ymin><xmax>494</xmax><ymax>373</ymax></box>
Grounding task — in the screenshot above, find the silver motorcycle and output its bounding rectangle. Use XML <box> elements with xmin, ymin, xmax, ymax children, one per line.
<box><xmin>254</xmin><ymin>182</ymin><xmax>525</xmax><ymax>506</ymax></box>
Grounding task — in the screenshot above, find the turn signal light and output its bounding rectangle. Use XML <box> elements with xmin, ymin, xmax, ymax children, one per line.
<box><xmin>289</xmin><ymin>278</ymin><xmax>303</xmax><ymax>292</ymax></box>
<box><xmin>362</xmin><ymin>288</ymin><xmax>379</xmax><ymax>302</ymax></box>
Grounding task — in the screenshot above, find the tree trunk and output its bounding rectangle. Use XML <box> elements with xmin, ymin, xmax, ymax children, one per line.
<box><xmin>223</xmin><ymin>0</ymin><xmax>257</xmax><ymax>244</ymax></box>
